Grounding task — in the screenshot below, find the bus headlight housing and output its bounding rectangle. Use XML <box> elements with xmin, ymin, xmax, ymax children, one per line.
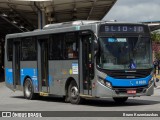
<box><xmin>98</xmin><ymin>77</ymin><xmax>112</xmax><ymax>89</ymax></box>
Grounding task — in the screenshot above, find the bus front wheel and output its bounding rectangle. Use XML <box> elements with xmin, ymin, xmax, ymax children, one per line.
<box><xmin>113</xmin><ymin>97</ymin><xmax>128</xmax><ymax>103</ymax></box>
<box><xmin>68</xmin><ymin>80</ymin><xmax>83</xmax><ymax>104</ymax></box>
<box><xmin>23</xmin><ymin>78</ymin><xmax>36</xmax><ymax>100</ymax></box>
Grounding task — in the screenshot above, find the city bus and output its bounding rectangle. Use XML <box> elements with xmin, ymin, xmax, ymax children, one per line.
<box><xmin>5</xmin><ymin>20</ymin><xmax>154</xmax><ymax>104</ymax></box>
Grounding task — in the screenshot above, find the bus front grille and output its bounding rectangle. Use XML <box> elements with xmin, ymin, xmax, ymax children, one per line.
<box><xmin>99</xmin><ymin>68</ymin><xmax>152</xmax><ymax>79</ymax></box>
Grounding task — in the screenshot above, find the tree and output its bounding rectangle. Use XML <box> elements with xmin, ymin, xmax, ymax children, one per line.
<box><xmin>155</xmin><ymin>52</ymin><xmax>160</xmax><ymax>60</ymax></box>
<box><xmin>151</xmin><ymin>31</ymin><xmax>160</xmax><ymax>60</ymax></box>
<box><xmin>151</xmin><ymin>31</ymin><xmax>160</xmax><ymax>43</ymax></box>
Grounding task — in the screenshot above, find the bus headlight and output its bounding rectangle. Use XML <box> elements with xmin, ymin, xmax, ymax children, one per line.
<box><xmin>105</xmin><ymin>81</ymin><xmax>112</xmax><ymax>89</ymax></box>
<box><xmin>98</xmin><ymin>77</ymin><xmax>112</xmax><ymax>89</ymax></box>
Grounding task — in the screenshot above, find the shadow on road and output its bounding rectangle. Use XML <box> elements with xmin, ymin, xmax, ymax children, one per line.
<box><xmin>11</xmin><ymin>95</ymin><xmax>160</xmax><ymax>107</ymax></box>
<box><xmin>81</xmin><ymin>98</ymin><xmax>160</xmax><ymax>107</ymax></box>
<box><xmin>11</xmin><ymin>95</ymin><xmax>65</xmax><ymax>103</ymax></box>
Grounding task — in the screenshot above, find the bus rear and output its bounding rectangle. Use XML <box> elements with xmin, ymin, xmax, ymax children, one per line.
<box><xmin>95</xmin><ymin>23</ymin><xmax>154</xmax><ymax>102</ymax></box>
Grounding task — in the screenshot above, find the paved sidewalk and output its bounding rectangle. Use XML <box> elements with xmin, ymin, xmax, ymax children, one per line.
<box><xmin>0</xmin><ymin>82</ymin><xmax>5</xmax><ymax>87</ymax></box>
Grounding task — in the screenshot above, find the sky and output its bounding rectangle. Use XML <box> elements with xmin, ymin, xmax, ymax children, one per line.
<box><xmin>104</xmin><ymin>0</ymin><xmax>160</xmax><ymax>22</ymax></box>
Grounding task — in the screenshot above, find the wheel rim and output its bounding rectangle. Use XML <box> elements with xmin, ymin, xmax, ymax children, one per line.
<box><xmin>70</xmin><ymin>86</ymin><xmax>78</xmax><ymax>99</ymax></box>
<box><xmin>25</xmin><ymin>80</ymin><xmax>32</xmax><ymax>98</ymax></box>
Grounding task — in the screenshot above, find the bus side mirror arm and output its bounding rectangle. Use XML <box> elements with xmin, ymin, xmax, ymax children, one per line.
<box><xmin>94</xmin><ymin>40</ymin><xmax>99</xmax><ymax>52</ymax></box>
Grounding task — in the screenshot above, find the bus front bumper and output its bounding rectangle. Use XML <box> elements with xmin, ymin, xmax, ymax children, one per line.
<box><xmin>95</xmin><ymin>81</ymin><xmax>154</xmax><ymax>98</ymax></box>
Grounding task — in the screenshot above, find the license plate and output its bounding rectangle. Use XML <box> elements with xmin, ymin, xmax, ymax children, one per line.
<box><xmin>127</xmin><ymin>90</ymin><xmax>136</xmax><ymax>94</ymax></box>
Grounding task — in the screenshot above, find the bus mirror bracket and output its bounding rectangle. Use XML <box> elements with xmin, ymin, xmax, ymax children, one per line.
<box><xmin>94</xmin><ymin>40</ymin><xmax>99</xmax><ymax>52</ymax></box>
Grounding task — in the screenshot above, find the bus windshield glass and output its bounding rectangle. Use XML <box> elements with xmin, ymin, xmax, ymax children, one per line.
<box><xmin>97</xmin><ymin>37</ymin><xmax>152</xmax><ymax>70</ymax></box>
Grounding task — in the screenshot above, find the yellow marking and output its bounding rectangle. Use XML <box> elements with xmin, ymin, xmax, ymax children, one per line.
<box><xmin>39</xmin><ymin>92</ymin><xmax>49</xmax><ymax>96</ymax></box>
<box><xmin>80</xmin><ymin>94</ymin><xmax>94</xmax><ymax>98</ymax></box>
<box><xmin>69</xmin><ymin>69</ymin><xmax>72</xmax><ymax>75</ymax></box>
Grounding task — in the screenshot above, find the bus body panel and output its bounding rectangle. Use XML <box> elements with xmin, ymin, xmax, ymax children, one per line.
<box><xmin>95</xmin><ymin>81</ymin><xmax>154</xmax><ymax>98</ymax></box>
<box><xmin>48</xmin><ymin>60</ymin><xmax>79</xmax><ymax>95</ymax></box>
<box><xmin>94</xmin><ymin>68</ymin><xmax>154</xmax><ymax>97</ymax></box>
<box><xmin>105</xmin><ymin>75</ymin><xmax>152</xmax><ymax>87</ymax></box>
<box><xmin>5</xmin><ymin>68</ymin><xmax>13</xmax><ymax>84</ymax></box>
<box><xmin>20</xmin><ymin>61</ymin><xmax>38</xmax><ymax>91</ymax></box>
<box><xmin>5</xmin><ymin>54</ymin><xmax>14</xmax><ymax>91</ymax></box>
<box><xmin>5</xmin><ymin>68</ymin><xmax>13</xmax><ymax>90</ymax></box>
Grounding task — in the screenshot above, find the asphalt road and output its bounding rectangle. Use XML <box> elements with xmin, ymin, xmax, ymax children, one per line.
<box><xmin>0</xmin><ymin>82</ymin><xmax>160</xmax><ymax>120</ymax></box>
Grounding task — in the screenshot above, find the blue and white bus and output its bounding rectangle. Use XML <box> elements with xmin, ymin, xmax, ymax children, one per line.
<box><xmin>5</xmin><ymin>20</ymin><xmax>154</xmax><ymax>104</ymax></box>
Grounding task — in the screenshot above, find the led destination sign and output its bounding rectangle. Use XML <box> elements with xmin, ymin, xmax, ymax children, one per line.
<box><xmin>99</xmin><ymin>25</ymin><xmax>146</xmax><ymax>33</ymax></box>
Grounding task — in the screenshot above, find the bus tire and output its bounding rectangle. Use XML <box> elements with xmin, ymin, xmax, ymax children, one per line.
<box><xmin>113</xmin><ymin>97</ymin><xmax>128</xmax><ymax>103</ymax></box>
<box><xmin>23</xmin><ymin>78</ymin><xmax>36</xmax><ymax>100</ymax></box>
<box><xmin>68</xmin><ymin>80</ymin><xmax>82</xmax><ymax>104</ymax></box>
<box><xmin>64</xmin><ymin>94</ymin><xmax>70</xmax><ymax>103</ymax></box>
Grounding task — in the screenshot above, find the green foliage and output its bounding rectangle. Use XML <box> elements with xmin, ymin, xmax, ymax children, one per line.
<box><xmin>151</xmin><ymin>32</ymin><xmax>160</xmax><ymax>43</ymax></box>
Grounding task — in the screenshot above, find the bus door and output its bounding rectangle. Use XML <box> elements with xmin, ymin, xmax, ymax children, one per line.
<box><xmin>79</xmin><ymin>31</ymin><xmax>94</xmax><ymax>95</ymax></box>
<box><xmin>13</xmin><ymin>40</ymin><xmax>21</xmax><ymax>89</ymax></box>
<box><xmin>38</xmin><ymin>37</ymin><xmax>49</xmax><ymax>93</ymax></box>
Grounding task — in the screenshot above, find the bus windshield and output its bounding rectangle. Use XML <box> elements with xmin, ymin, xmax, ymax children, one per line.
<box><xmin>97</xmin><ymin>37</ymin><xmax>152</xmax><ymax>70</ymax></box>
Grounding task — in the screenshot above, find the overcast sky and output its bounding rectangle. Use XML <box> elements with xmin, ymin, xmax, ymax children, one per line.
<box><xmin>104</xmin><ymin>0</ymin><xmax>160</xmax><ymax>22</ymax></box>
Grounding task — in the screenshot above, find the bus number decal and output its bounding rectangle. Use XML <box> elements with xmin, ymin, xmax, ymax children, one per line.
<box><xmin>136</xmin><ymin>80</ymin><xmax>147</xmax><ymax>85</ymax></box>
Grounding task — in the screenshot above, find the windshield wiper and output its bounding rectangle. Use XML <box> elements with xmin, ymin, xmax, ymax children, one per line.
<box><xmin>134</xmin><ymin>35</ymin><xmax>142</xmax><ymax>51</ymax></box>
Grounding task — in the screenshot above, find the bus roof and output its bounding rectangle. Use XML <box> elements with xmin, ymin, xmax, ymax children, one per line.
<box><xmin>43</xmin><ymin>20</ymin><xmax>101</xmax><ymax>30</ymax></box>
<box><xmin>5</xmin><ymin>20</ymin><xmax>148</xmax><ymax>39</ymax></box>
<box><xmin>43</xmin><ymin>20</ymin><xmax>148</xmax><ymax>30</ymax></box>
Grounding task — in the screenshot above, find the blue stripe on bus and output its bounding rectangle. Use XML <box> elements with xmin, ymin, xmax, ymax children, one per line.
<box><xmin>21</xmin><ymin>68</ymin><xmax>52</xmax><ymax>87</ymax></box>
<box><xmin>5</xmin><ymin>68</ymin><xmax>52</xmax><ymax>87</ymax></box>
<box><xmin>5</xmin><ymin>68</ymin><xmax>13</xmax><ymax>84</ymax></box>
<box><xmin>49</xmin><ymin>75</ymin><xmax>52</xmax><ymax>86</ymax></box>
<box><xmin>105</xmin><ymin>75</ymin><xmax>152</xmax><ymax>87</ymax></box>
<box><xmin>20</xmin><ymin>68</ymin><xmax>38</xmax><ymax>86</ymax></box>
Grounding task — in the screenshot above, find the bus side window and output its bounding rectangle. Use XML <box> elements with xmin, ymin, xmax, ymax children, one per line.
<box><xmin>65</xmin><ymin>32</ymin><xmax>78</xmax><ymax>59</ymax></box>
<box><xmin>21</xmin><ymin>37</ymin><xmax>37</xmax><ymax>61</ymax></box>
<box><xmin>7</xmin><ymin>39</ymin><xmax>13</xmax><ymax>61</ymax></box>
<box><xmin>49</xmin><ymin>34</ymin><xmax>63</xmax><ymax>60</ymax></box>
<box><xmin>67</xmin><ymin>42</ymin><xmax>78</xmax><ymax>59</ymax></box>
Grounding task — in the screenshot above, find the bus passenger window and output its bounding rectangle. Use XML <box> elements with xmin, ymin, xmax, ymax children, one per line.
<box><xmin>67</xmin><ymin>47</ymin><xmax>74</xmax><ymax>58</ymax></box>
<box><xmin>65</xmin><ymin>32</ymin><xmax>78</xmax><ymax>59</ymax></box>
<box><xmin>67</xmin><ymin>43</ymin><xmax>78</xmax><ymax>59</ymax></box>
<box><xmin>21</xmin><ymin>37</ymin><xmax>37</xmax><ymax>61</ymax></box>
<box><xmin>7</xmin><ymin>39</ymin><xmax>13</xmax><ymax>61</ymax></box>
<box><xmin>49</xmin><ymin>34</ymin><xmax>63</xmax><ymax>60</ymax></box>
